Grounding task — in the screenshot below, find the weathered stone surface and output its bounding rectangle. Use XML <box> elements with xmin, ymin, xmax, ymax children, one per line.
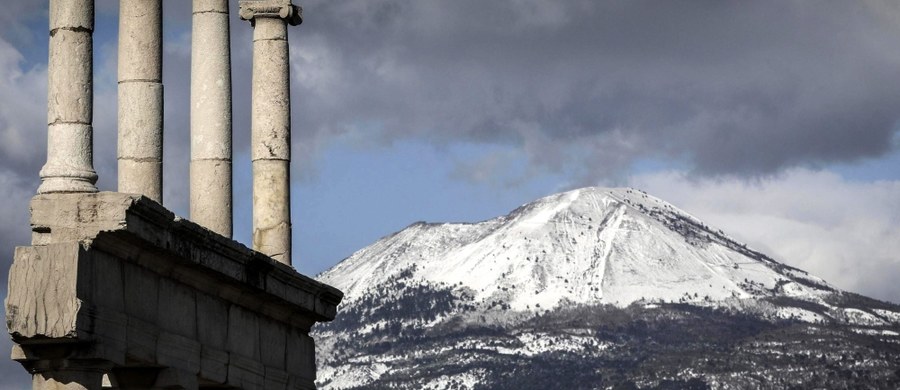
<box><xmin>228</xmin><ymin>305</ymin><xmax>260</xmax><ymax>360</ymax></box>
<box><xmin>264</xmin><ymin>366</ymin><xmax>290</xmax><ymax>390</ymax></box>
<box><xmin>287</xmin><ymin>374</ymin><xmax>316</xmax><ymax>390</ymax></box>
<box><xmin>47</xmin><ymin>31</ymin><xmax>93</xmax><ymax>125</ymax></box>
<box><xmin>117</xmin><ymin>0</ymin><xmax>162</xmax><ymax>81</ymax></box>
<box><xmin>40</xmin><ymin>0</ymin><xmax>98</xmax><ymax>195</ymax></box>
<box><xmin>242</xmin><ymin>1</ymin><xmax>299</xmax><ymax>266</ymax></box>
<box><xmin>117</xmin><ymin>0</ymin><xmax>163</xmax><ymax>204</ymax></box>
<box><xmin>33</xmin><ymin>367</ymin><xmax>106</xmax><ymax>390</ymax></box>
<box><xmin>91</xmin><ymin>251</ymin><xmax>125</xmax><ymax>311</ymax></box>
<box><xmin>25</xmin><ymin>193</ymin><xmax>342</xmax><ymax>320</ymax></box>
<box><xmin>200</xmin><ymin>345</ymin><xmax>229</xmax><ymax>384</ymax></box>
<box><xmin>190</xmin><ymin>1</ymin><xmax>231</xmax><ymax>160</ymax></box>
<box><xmin>41</xmin><ymin>123</ymin><xmax>97</xmax><ymax>194</ymax></box>
<box><xmin>157</xmin><ymin>332</ymin><xmax>201</xmax><ymax>375</ymax></box>
<box><xmin>88</xmin><ymin>307</ymin><xmax>128</xmax><ymax>365</ymax></box>
<box><xmin>7</xmin><ymin>192</ymin><xmax>341</xmax><ymax>388</ymax></box>
<box><xmin>6</xmin><ymin>244</ymin><xmax>83</xmax><ymax>339</ymax></box>
<box><xmin>196</xmin><ymin>293</ymin><xmax>228</xmax><ymax>349</ymax></box>
<box><xmin>239</xmin><ymin>0</ymin><xmax>303</xmax><ymax>26</ymax></box>
<box><xmin>259</xmin><ymin>317</ymin><xmax>287</xmax><ymax>369</ymax></box>
<box><xmin>125</xmin><ymin>317</ymin><xmax>158</xmax><ymax>363</ymax></box>
<box><xmin>116</xmin><ymin>81</ymin><xmax>164</xmax><ymax>201</ymax></box>
<box><xmin>249</xmin><ymin>26</ymin><xmax>290</xmax><ymax>161</ymax></box>
<box><xmin>228</xmin><ymin>353</ymin><xmax>266</xmax><ymax>390</ymax></box>
<box><xmin>49</xmin><ymin>0</ymin><xmax>94</xmax><ymax>31</ymax></box>
<box><xmin>13</xmin><ymin>344</ymin><xmax>114</xmax><ymax>389</ymax></box>
<box><xmin>117</xmin><ymin>82</ymin><xmax>164</xmax><ymax>159</ymax></box>
<box><xmin>191</xmin><ymin>0</ymin><xmax>233</xmax><ymax>238</ymax></box>
<box><xmin>194</xmin><ymin>0</ymin><xmax>229</xmax><ymax>13</ymax></box>
<box><xmin>285</xmin><ymin>328</ymin><xmax>315</xmax><ymax>380</ymax></box>
<box><xmin>190</xmin><ymin>160</ymin><xmax>232</xmax><ymax>238</ymax></box>
<box><xmin>154</xmin><ymin>367</ymin><xmax>199</xmax><ymax>389</ymax></box>
<box><xmin>117</xmin><ymin>160</ymin><xmax>164</xmax><ymax>203</ymax></box>
<box><xmin>29</xmin><ymin>192</ymin><xmax>168</xmax><ymax>245</ymax></box>
<box><xmin>157</xmin><ymin>279</ymin><xmax>198</xmax><ymax>338</ymax></box>
<box><xmin>123</xmin><ymin>263</ymin><xmax>159</xmax><ymax>323</ymax></box>
<box><xmin>252</xmin><ymin>160</ymin><xmax>291</xmax><ymax>264</ymax></box>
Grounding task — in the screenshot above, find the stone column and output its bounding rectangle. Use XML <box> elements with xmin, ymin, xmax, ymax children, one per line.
<box><xmin>239</xmin><ymin>0</ymin><xmax>302</xmax><ymax>265</ymax></box>
<box><xmin>191</xmin><ymin>0</ymin><xmax>234</xmax><ymax>238</ymax></box>
<box><xmin>38</xmin><ymin>0</ymin><xmax>99</xmax><ymax>194</ymax></box>
<box><xmin>118</xmin><ymin>0</ymin><xmax>164</xmax><ymax>203</ymax></box>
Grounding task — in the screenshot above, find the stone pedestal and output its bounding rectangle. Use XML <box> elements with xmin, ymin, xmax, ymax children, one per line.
<box><xmin>118</xmin><ymin>0</ymin><xmax>164</xmax><ymax>203</ymax></box>
<box><xmin>6</xmin><ymin>193</ymin><xmax>342</xmax><ymax>389</ymax></box>
<box><xmin>38</xmin><ymin>0</ymin><xmax>98</xmax><ymax>194</ymax></box>
<box><xmin>191</xmin><ymin>0</ymin><xmax>234</xmax><ymax>238</ymax></box>
<box><xmin>240</xmin><ymin>0</ymin><xmax>303</xmax><ymax>266</ymax></box>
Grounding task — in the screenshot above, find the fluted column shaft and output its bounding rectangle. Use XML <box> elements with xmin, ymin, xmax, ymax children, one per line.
<box><xmin>240</xmin><ymin>1</ymin><xmax>302</xmax><ymax>265</ymax></box>
<box><xmin>191</xmin><ymin>0</ymin><xmax>234</xmax><ymax>237</ymax></box>
<box><xmin>39</xmin><ymin>0</ymin><xmax>99</xmax><ymax>194</ymax></box>
<box><xmin>118</xmin><ymin>0</ymin><xmax>164</xmax><ymax>203</ymax></box>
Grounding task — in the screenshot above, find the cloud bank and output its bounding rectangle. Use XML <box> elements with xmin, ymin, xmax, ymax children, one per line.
<box><xmin>631</xmin><ymin>169</ymin><xmax>900</xmax><ymax>303</ymax></box>
<box><xmin>290</xmin><ymin>0</ymin><xmax>900</xmax><ymax>180</ymax></box>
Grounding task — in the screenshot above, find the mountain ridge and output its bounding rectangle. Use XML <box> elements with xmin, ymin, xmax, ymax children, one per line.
<box><xmin>318</xmin><ymin>187</ymin><xmax>834</xmax><ymax>312</ymax></box>
<box><xmin>313</xmin><ymin>186</ymin><xmax>900</xmax><ymax>389</ymax></box>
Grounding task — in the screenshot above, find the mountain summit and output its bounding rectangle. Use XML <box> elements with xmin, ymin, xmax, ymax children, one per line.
<box><xmin>320</xmin><ymin>187</ymin><xmax>832</xmax><ymax>312</ymax></box>
<box><xmin>315</xmin><ymin>187</ymin><xmax>900</xmax><ymax>389</ymax></box>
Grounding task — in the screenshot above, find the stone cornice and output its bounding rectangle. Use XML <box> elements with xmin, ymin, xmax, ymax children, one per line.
<box><xmin>26</xmin><ymin>192</ymin><xmax>343</xmax><ymax>323</ymax></box>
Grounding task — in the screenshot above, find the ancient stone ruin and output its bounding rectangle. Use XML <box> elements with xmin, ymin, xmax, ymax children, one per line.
<box><xmin>5</xmin><ymin>1</ymin><xmax>343</xmax><ymax>389</ymax></box>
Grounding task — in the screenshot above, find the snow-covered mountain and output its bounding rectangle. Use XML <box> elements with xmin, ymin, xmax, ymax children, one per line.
<box><xmin>314</xmin><ymin>187</ymin><xmax>900</xmax><ymax>389</ymax></box>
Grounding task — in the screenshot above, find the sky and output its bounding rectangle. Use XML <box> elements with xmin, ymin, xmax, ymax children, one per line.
<box><xmin>2</xmin><ymin>0</ymin><xmax>900</xmax><ymax>386</ymax></box>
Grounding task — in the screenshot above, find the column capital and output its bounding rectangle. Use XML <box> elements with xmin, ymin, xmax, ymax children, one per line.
<box><xmin>239</xmin><ymin>1</ymin><xmax>302</xmax><ymax>26</ymax></box>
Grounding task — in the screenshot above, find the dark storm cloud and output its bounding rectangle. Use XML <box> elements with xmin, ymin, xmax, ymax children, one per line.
<box><xmin>288</xmin><ymin>0</ymin><xmax>900</xmax><ymax>179</ymax></box>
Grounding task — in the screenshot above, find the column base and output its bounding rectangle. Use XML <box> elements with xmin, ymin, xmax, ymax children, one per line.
<box><xmin>38</xmin><ymin>166</ymin><xmax>99</xmax><ymax>194</ymax></box>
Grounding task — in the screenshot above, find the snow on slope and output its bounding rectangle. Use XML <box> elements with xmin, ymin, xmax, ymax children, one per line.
<box><xmin>318</xmin><ymin>187</ymin><xmax>834</xmax><ymax>311</ymax></box>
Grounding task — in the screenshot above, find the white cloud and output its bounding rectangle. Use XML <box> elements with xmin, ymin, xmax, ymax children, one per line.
<box><xmin>0</xmin><ymin>37</ymin><xmax>47</xmax><ymax>174</ymax></box>
<box><xmin>0</xmin><ymin>168</ymin><xmax>38</xmax><ymax>388</ymax></box>
<box><xmin>279</xmin><ymin>0</ymin><xmax>900</xmax><ymax>179</ymax></box>
<box><xmin>629</xmin><ymin>168</ymin><xmax>900</xmax><ymax>304</ymax></box>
